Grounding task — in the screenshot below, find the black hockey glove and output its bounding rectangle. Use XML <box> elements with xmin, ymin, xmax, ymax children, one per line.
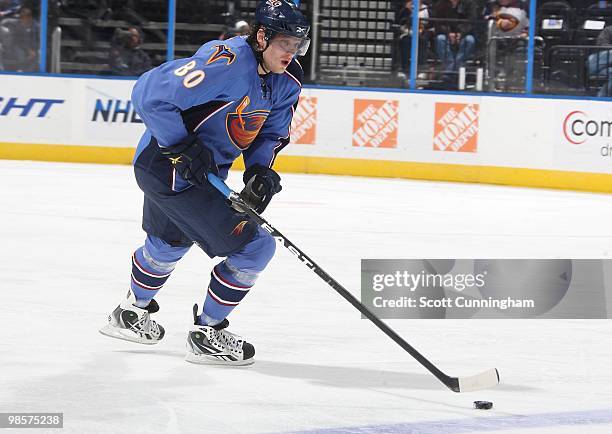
<box><xmin>160</xmin><ymin>135</ymin><xmax>218</xmax><ymax>187</ymax></box>
<box><xmin>239</xmin><ymin>165</ymin><xmax>282</xmax><ymax>214</ymax></box>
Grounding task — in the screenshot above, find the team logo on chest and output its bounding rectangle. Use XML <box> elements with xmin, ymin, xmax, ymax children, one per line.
<box><xmin>207</xmin><ymin>45</ymin><xmax>236</xmax><ymax>65</ymax></box>
<box><xmin>226</xmin><ymin>96</ymin><xmax>270</xmax><ymax>149</ymax></box>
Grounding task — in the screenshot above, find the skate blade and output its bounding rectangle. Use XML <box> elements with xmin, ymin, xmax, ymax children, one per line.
<box><xmin>99</xmin><ymin>324</ymin><xmax>160</xmax><ymax>345</ymax></box>
<box><xmin>185</xmin><ymin>351</ymin><xmax>254</xmax><ymax>367</ymax></box>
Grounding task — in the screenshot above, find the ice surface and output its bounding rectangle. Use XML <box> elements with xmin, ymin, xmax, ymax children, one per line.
<box><xmin>2</xmin><ymin>160</ymin><xmax>612</xmax><ymax>433</ymax></box>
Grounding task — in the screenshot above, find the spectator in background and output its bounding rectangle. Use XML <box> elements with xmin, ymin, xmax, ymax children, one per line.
<box><xmin>432</xmin><ymin>0</ymin><xmax>480</xmax><ymax>84</ymax></box>
<box><xmin>396</xmin><ymin>0</ymin><xmax>433</xmax><ymax>79</ymax></box>
<box><xmin>220</xmin><ymin>19</ymin><xmax>251</xmax><ymax>41</ymax></box>
<box><xmin>0</xmin><ymin>0</ymin><xmax>20</xmax><ymax>70</ymax></box>
<box><xmin>587</xmin><ymin>25</ymin><xmax>612</xmax><ymax>96</ymax></box>
<box><xmin>0</xmin><ymin>0</ymin><xmax>21</xmax><ymax>18</ymax></box>
<box><xmin>486</xmin><ymin>0</ymin><xmax>528</xmax><ymax>38</ymax></box>
<box><xmin>5</xmin><ymin>6</ymin><xmax>39</xmax><ymax>72</ymax></box>
<box><xmin>486</xmin><ymin>0</ymin><xmax>529</xmax><ymax>88</ymax></box>
<box><xmin>109</xmin><ymin>26</ymin><xmax>152</xmax><ymax>76</ymax></box>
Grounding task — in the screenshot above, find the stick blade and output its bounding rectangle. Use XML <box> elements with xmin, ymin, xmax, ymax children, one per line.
<box><xmin>457</xmin><ymin>368</ymin><xmax>500</xmax><ymax>392</ymax></box>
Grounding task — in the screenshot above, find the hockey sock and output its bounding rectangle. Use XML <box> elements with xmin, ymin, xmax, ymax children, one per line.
<box><xmin>130</xmin><ymin>247</ymin><xmax>174</xmax><ymax>307</ymax></box>
<box><xmin>200</xmin><ymin>261</ymin><xmax>255</xmax><ymax>325</ymax></box>
<box><xmin>130</xmin><ymin>236</ymin><xmax>190</xmax><ymax>308</ymax></box>
<box><xmin>200</xmin><ymin>227</ymin><xmax>275</xmax><ymax>325</ymax></box>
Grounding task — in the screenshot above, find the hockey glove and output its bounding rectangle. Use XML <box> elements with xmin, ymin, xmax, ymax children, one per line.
<box><xmin>239</xmin><ymin>165</ymin><xmax>282</xmax><ymax>214</ymax></box>
<box><xmin>160</xmin><ymin>135</ymin><xmax>218</xmax><ymax>187</ymax></box>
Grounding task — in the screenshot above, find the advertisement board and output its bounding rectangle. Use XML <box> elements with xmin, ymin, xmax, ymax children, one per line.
<box><xmin>2</xmin><ymin>75</ymin><xmax>612</xmax><ymax>191</ymax></box>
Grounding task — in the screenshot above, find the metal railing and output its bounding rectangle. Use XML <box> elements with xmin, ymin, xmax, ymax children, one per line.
<box><xmin>544</xmin><ymin>44</ymin><xmax>612</xmax><ymax>96</ymax></box>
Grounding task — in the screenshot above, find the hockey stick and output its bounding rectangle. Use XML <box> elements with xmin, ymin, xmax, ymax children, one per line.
<box><xmin>207</xmin><ymin>173</ymin><xmax>499</xmax><ymax>393</ymax></box>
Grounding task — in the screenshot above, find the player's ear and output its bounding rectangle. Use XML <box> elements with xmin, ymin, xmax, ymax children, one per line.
<box><xmin>256</xmin><ymin>28</ymin><xmax>267</xmax><ymax>51</ymax></box>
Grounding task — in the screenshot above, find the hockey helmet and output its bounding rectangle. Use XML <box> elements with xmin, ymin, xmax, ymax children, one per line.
<box><xmin>255</xmin><ymin>0</ymin><xmax>311</xmax><ymax>55</ymax></box>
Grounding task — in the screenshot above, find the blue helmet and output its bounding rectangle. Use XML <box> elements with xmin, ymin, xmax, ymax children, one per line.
<box><xmin>255</xmin><ymin>0</ymin><xmax>311</xmax><ymax>55</ymax></box>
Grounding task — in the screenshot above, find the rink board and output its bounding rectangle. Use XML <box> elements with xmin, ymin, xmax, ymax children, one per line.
<box><xmin>1</xmin><ymin>74</ymin><xmax>612</xmax><ymax>193</ymax></box>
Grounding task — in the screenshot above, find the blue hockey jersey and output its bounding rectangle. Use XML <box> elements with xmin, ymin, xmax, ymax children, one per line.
<box><xmin>131</xmin><ymin>35</ymin><xmax>303</xmax><ymax>181</ymax></box>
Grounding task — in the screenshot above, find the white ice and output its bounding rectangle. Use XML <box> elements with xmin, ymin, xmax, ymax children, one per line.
<box><xmin>2</xmin><ymin>160</ymin><xmax>612</xmax><ymax>433</ymax></box>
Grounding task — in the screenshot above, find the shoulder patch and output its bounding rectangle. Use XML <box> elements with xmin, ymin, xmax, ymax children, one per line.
<box><xmin>207</xmin><ymin>44</ymin><xmax>237</xmax><ymax>65</ymax></box>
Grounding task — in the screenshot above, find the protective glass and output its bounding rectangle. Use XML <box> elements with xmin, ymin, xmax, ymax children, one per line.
<box><xmin>270</xmin><ymin>35</ymin><xmax>311</xmax><ymax>56</ymax></box>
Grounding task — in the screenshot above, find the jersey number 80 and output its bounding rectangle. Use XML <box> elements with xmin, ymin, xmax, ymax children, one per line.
<box><xmin>174</xmin><ymin>61</ymin><xmax>205</xmax><ymax>88</ymax></box>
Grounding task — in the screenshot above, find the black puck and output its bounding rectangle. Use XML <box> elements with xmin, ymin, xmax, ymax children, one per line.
<box><xmin>473</xmin><ymin>401</ymin><xmax>493</xmax><ymax>410</ymax></box>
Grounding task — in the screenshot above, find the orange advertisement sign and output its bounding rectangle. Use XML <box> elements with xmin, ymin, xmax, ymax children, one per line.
<box><xmin>291</xmin><ymin>96</ymin><xmax>317</xmax><ymax>145</ymax></box>
<box><xmin>433</xmin><ymin>103</ymin><xmax>480</xmax><ymax>152</ymax></box>
<box><xmin>352</xmin><ymin>99</ymin><xmax>399</xmax><ymax>148</ymax></box>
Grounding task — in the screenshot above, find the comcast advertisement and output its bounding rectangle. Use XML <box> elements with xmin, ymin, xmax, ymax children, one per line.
<box><xmin>556</xmin><ymin>102</ymin><xmax>612</xmax><ymax>173</ymax></box>
<box><xmin>361</xmin><ymin>259</ymin><xmax>611</xmax><ymax>318</ymax></box>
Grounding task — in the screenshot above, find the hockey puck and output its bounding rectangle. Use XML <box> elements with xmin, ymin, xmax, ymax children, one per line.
<box><xmin>473</xmin><ymin>401</ymin><xmax>493</xmax><ymax>410</ymax></box>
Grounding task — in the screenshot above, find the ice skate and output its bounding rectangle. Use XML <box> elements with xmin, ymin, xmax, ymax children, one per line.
<box><xmin>185</xmin><ymin>304</ymin><xmax>255</xmax><ymax>366</ymax></box>
<box><xmin>99</xmin><ymin>291</ymin><xmax>165</xmax><ymax>345</ymax></box>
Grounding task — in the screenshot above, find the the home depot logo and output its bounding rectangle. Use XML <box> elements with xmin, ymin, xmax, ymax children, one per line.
<box><xmin>291</xmin><ymin>96</ymin><xmax>317</xmax><ymax>145</ymax></box>
<box><xmin>433</xmin><ymin>103</ymin><xmax>479</xmax><ymax>152</ymax></box>
<box><xmin>352</xmin><ymin>99</ymin><xmax>399</xmax><ymax>148</ymax></box>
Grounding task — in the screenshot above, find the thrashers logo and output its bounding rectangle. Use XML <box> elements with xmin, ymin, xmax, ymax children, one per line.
<box><xmin>291</xmin><ymin>96</ymin><xmax>317</xmax><ymax>145</ymax></box>
<box><xmin>226</xmin><ymin>96</ymin><xmax>270</xmax><ymax>149</ymax></box>
<box><xmin>433</xmin><ymin>103</ymin><xmax>480</xmax><ymax>152</ymax></box>
<box><xmin>352</xmin><ymin>99</ymin><xmax>399</xmax><ymax>148</ymax></box>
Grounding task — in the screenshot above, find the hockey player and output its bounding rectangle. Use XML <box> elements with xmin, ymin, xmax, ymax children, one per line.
<box><xmin>99</xmin><ymin>0</ymin><xmax>310</xmax><ymax>366</ymax></box>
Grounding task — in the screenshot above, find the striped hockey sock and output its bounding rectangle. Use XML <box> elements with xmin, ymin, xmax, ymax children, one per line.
<box><xmin>130</xmin><ymin>247</ymin><xmax>174</xmax><ymax>308</ymax></box>
<box><xmin>200</xmin><ymin>261</ymin><xmax>254</xmax><ymax>326</ymax></box>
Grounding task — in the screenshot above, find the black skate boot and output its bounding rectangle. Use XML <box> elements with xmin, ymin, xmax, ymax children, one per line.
<box><xmin>99</xmin><ymin>291</ymin><xmax>165</xmax><ymax>344</ymax></box>
<box><xmin>185</xmin><ymin>304</ymin><xmax>255</xmax><ymax>366</ymax></box>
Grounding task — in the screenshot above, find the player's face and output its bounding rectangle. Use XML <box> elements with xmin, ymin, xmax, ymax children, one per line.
<box><xmin>259</xmin><ymin>32</ymin><xmax>302</xmax><ymax>73</ymax></box>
